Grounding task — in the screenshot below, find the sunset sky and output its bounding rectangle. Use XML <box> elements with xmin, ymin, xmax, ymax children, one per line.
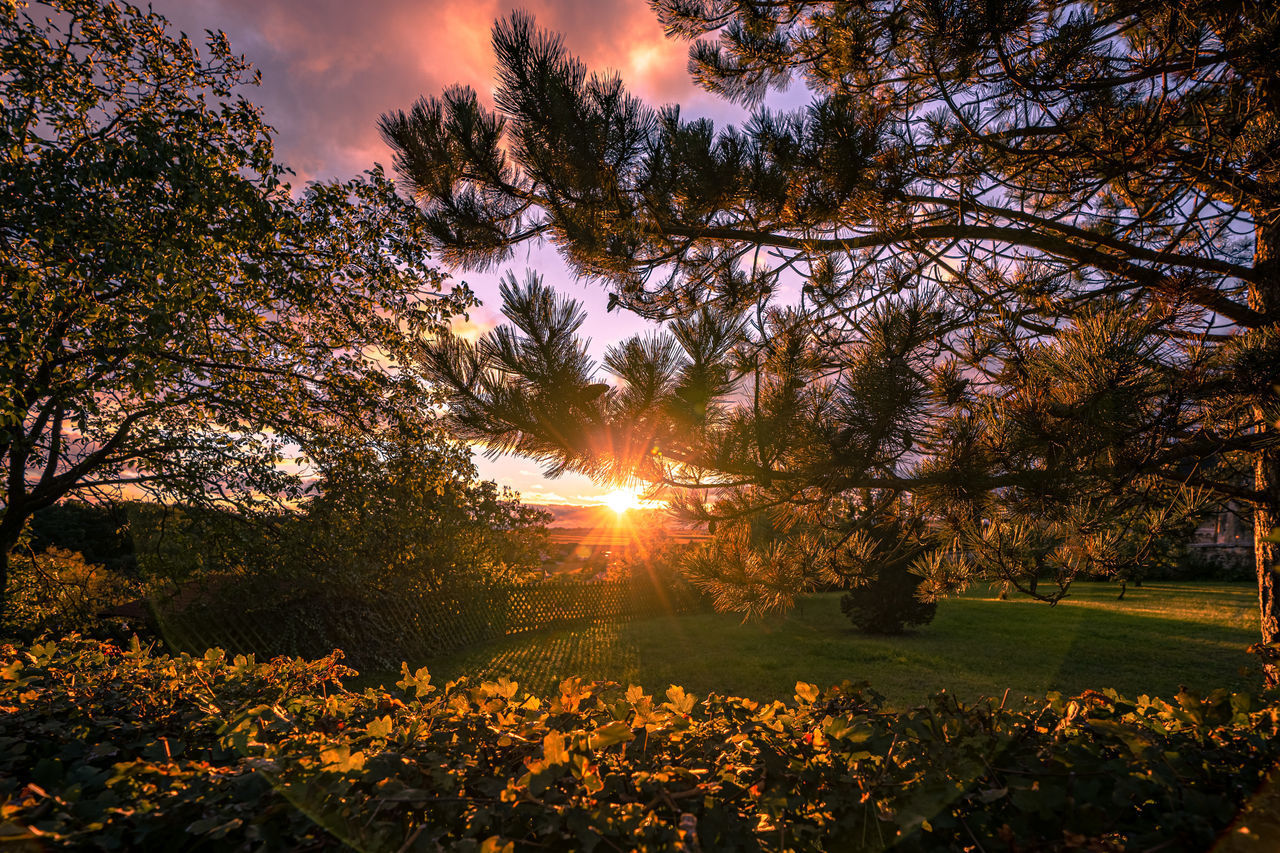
<box><xmin>147</xmin><ymin>0</ymin><xmax>771</xmax><ymax>507</ymax></box>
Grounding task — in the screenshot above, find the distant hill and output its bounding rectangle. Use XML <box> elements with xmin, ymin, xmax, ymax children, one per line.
<box><xmin>532</xmin><ymin>503</ymin><xmax>659</xmax><ymax>528</ymax></box>
<box><xmin>531</xmin><ymin>503</ymin><xmax>701</xmax><ymax>532</ymax></box>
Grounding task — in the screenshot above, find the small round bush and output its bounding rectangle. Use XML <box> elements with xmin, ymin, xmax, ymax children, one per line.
<box><xmin>840</xmin><ymin>563</ymin><xmax>937</xmax><ymax>634</ymax></box>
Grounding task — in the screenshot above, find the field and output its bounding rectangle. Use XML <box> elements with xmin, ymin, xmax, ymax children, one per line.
<box><xmin>418</xmin><ymin>582</ymin><xmax>1262</xmax><ymax>708</ymax></box>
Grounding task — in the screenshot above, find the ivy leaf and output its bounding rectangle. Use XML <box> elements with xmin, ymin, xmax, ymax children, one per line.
<box><xmin>588</xmin><ymin>720</ymin><xmax>634</xmax><ymax>750</ymax></box>
<box><xmin>794</xmin><ymin>682</ymin><xmax>820</xmax><ymax>704</ymax></box>
<box><xmin>542</xmin><ymin>732</ymin><xmax>570</xmax><ymax>766</ymax></box>
<box><xmin>318</xmin><ymin>745</ymin><xmax>366</xmax><ymax>773</ymax></box>
<box><xmin>664</xmin><ymin>685</ymin><xmax>696</xmax><ymax>715</ymax></box>
<box><xmin>397</xmin><ymin>663</ymin><xmax>434</xmax><ymax>698</ymax></box>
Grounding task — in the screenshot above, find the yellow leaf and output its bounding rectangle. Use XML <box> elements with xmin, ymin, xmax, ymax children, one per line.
<box><xmin>366</xmin><ymin>716</ymin><xmax>393</xmax><ymax>739</ymax></box>
<box><xmin>542</xmin><ymin>732</ymin><xmax>570</xmax><ymax>765</ymax></box>
<box><xmin>589</xmin><ymin>720</ymin><xmax>634</xmax><ymax>750</ymax></box>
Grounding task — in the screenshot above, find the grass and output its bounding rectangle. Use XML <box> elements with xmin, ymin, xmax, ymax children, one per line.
<box><xmin>409</xmin><ymin>582</ymin><xmax>1263</xmax><ymax>709</ymax></box>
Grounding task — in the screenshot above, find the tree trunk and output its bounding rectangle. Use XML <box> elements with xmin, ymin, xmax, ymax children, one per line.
<box><xmin>0</xmin><ymin>547</ymin><xmax>8</xmax><ymax>622</ymax></box>
<box><xmin>1251</xmin><ymin>221</ymin><xmax>1280</xmax><ymax>686</ymax></box>
<box><xmin>0</xmin><ymin>508</ymin><xmax>33</xmax><ymax>622</ymax></box>
<box><xmin>1256</xmin><ymin>459</ymin><xmax>1280</xmax><ymax>685</ymax></box>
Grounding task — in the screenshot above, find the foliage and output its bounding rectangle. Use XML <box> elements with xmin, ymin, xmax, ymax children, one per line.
<box><xmin>4</xmin><ymin>547</ymin><xmax>140</xmax><ymax>639</ymax></box>
<box><xmin>682</xmin><ymin>514</ymin><xmax>826</xmax><ymax>618</ymax></box>
<box><xmin>92</xmin><ymin>431</ymin><xmax>554</xmax><ymax>670</ymax></box>
<box><xmin>3</xmin><ymin>636</ymin><xmax>1280</xmax><ymax>851</ymax></box>
<box><xmin>300</xmin><ymin>430</ymin><xmax>551</xmax><ymax>595</ymax></box>
<box><xmin>0</xmin><ymin>0</ymin><xmax>471</xmax><ymax>608</ymax></box>
<box><xmin>918</xmin><ymin>489</ymin><xmax>1206</xmax><ymax>604</ymax></box>
<box><xmin>1173</xmin><ymin>547</ymin><xmax>1256</xmax><ymax>582</ymax></box>
<box><xmin>27</xmin><ymin>502</ymin><xmax>135</xmax><ymax>574</ymax></box>
<box><xmin>381</xmin><ymin>2</ymin><xmax>1280</xmax><ymax>645</ymax></box>
<box><xmin>125</xmin><ymin>501</ymin><xmax>254</xmax><ymax>584</ymax></box>
<box><xmin>679</xmin><ymin>495</ymin><xmax>939</xmax><ymax>619</ymax></box>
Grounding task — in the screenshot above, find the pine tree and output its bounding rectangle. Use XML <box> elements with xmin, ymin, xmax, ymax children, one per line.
<box><xmin>381</xmin><ymin>3</ymin><xmax>1280</xmax><ymax>675</ymax></box>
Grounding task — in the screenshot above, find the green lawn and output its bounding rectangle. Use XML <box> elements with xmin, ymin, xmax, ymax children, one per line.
<box><xmin>409</xmin><ymin>582</ymin><xmax>1262</xmax><ymax>709</ymax></box>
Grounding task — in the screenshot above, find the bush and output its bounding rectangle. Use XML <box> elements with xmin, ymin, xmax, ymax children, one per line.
<box><xmin>3</xmin><ymin>636</ymin><xmax>1279</xmax><ymax>851</ymax></box>
<box><xmin>28</xmin><ymin>502</ymin><xmax>136</xmax><ymax>573</ymax></box>
<box><xmin>840</xmin><ymin>562</ymin><xmax>937</xmax><ymax>634</ymax></box>
<box><xmin>4</xmin><ymin>548</ymin><xmax>141</xmax><ymax>640</ymax></box>
<box><xmin>1167</xmin><ymin>545</ymin><xmax>1255</xmax><ymax>581</ymax></box>
<box><xmin>107</xmin><ymin>435</ymin><xmax>555</xmax><ymax>670</ymax></box>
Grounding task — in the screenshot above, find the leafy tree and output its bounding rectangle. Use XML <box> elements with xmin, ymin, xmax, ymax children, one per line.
<box><xmin>382</xmin><ymin>1</ymin><xmax>1280</xmax><ymax>676</ymax></box>
<box><xmin>28</xmin><ymin>501</ymin><xmax>135</xmax><ymax>573</ymax></box>
<box><xmin>126</xmin><ymin>428</ymin><xmax>552</xmax><ymax>668</ymax></box>
<box><xmin>0</xmin><ymin>0</ymin><xmax>471</xmax><ymax>610</ymax></box>
<box><xmin>298</xmin><ymin>427</ymin><xmax>552</xmax><ymax>595</ymax></box>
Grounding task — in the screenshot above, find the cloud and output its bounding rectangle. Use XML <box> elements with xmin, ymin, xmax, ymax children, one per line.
<box><xmin>448</xmin><ymin>305</ymin><xmax>501</xmax><ymax>343</ymax></box>
<box><xmin>520</xmin><ymin>490</ymin><xmax>569</xmax><ymax>503</ymax></box>
<box><xmin>145</xmin><ymin>0</ymin><xmax>742</xmax><ymax>500</ymax></box>
<box><xmin>153</xmin><ymin>0</ymin><xmax>720</xmax><ymax>183</ymax></box>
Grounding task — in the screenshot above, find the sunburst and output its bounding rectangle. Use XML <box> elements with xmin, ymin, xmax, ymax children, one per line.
<box><xmin>601</xmin><ymin>486</ymin><xmax>645</xmax><ymax>517</ymax></box>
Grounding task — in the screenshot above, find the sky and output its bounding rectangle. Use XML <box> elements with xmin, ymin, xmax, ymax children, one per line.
<box><xmin>148</xmin><ymin>0</ymin><xmax>761</xmax><ymax>506</ymax></box>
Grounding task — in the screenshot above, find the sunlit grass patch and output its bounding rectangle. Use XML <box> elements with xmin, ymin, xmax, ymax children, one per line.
<box><xmin>397</xmin><ymin>582</ymin><xmax>1260</xmax><ymax>708</ymax></box>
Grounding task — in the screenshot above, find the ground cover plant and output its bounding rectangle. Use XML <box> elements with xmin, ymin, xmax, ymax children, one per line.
<box><xmin>419</xmin><ymin>584</ymin><xmax>1260</xmax><ymax>707</ymax></box>
<box><xmin>3</xmin><ymin>635</ymin><xmax>1280</xmax><ymax>852</ymax></box>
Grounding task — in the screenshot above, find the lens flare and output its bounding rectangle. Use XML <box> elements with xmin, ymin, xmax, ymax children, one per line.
<box><xmin>601</xmin><ymin>486</ymin><xmax>643</xmax><ymax>516</ymax></box>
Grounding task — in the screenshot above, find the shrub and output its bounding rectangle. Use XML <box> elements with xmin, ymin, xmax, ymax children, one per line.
<box><xmin>3</xmin><ymin>636</ymin><xmax>1279</xmax><ymax>851</ymax></box>
<box><xmin>1168</xmin><ymin>545</ymin><xmax>1255</xmax><ymax>581</ymax></box>
<box><xmin>109</xmin><ymin>435</ymin><xmax>555</xmax><ymax>670</ymax></box>
<box><xmin>28</xmin><ymin>502</ymin><xmax>136</xmax><ymax>573</ymax></box>
<box><xmin>840</xmin><ymin>561</ymin><xmax>937</xmax><ymax>634</ymax></box>
<box><xmin>4</xmin><ymin>548</ymin><xmax>141</xmax><ymax>640</ymax></box>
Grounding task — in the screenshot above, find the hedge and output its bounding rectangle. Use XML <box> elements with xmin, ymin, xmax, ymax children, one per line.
<box><xmin>2</xmin><ymin>636</ymin><xmax>1278</xmax><ymax>851</ymax></box>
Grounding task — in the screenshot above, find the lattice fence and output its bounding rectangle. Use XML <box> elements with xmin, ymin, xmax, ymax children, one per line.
<box><xmin>159</xmin><ymin>574</ymin><xmax>708</xmax><ymax>671</ymax></box>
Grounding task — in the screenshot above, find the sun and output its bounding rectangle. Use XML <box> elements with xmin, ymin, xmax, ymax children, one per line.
<box><xmin>601</xmin><ymin>486</ymin><xmax>644</xmax><ymax>517</ymax></box>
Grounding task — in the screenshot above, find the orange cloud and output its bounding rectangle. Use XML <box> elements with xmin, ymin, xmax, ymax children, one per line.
<box><xmin>449</xmin><ymin>307</ymin><xmax>500</xmax><ymax>343</ymax></box>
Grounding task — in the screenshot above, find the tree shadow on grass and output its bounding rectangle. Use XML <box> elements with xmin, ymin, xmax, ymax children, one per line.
<box><xmin>1045</xmin><ymin>605</ymin><xmax>1259</xmax><ymax>698</ymax></box>
<box><xmin>396</xmin><ymin>587</ymin><xmax>1262</xmax><ymax>704</ymax></box>
<box><xmin>797</xmin><ymin>592</ymin><xmax>1261</xmax><ymax>705</ymax></box>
